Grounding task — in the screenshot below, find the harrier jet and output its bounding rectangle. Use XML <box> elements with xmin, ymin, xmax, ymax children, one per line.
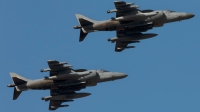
<box><xmin>7</xmin><ymin>60</ymin><xmax>127</xmax><ymax>110</ymax></box>
<box><xmin>74</xmin><ymin>1</ymin><xmax>195</xmax><ymax>52</ymax></box>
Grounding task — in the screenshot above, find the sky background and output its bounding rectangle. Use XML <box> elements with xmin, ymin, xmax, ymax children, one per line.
<box><xmin>1</xmin><ymin>0</ymin><xmax>199</xmax><ymax>112</ymax></box>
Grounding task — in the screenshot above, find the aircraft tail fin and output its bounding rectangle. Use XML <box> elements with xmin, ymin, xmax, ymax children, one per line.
<box><xmin>79</xmin><ymin>29</ymin><xmax>88</xmax><ymax>42</ymax></box>
<box><xmin>9</xmin><ymin>72</ymin><xmax>30</xmax><ymax>100</ymax></box>
<box><xmin>75</xmin><ymin>14</ymin><xmax>96</xmax><ymax>42</ymax></box>
<box><xmin>13</xmin><ymin>87</ymin><xmax>22</xmax><ymax>100</ymax></box>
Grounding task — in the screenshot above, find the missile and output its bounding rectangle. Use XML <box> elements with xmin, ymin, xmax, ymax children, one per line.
<box><xmin>111</xmin><ymin>12</ymin><xmax>158</xmax><ymax>21</ymax></box>
<box><xmin>40</xmin><ymin>68</ymin><xmax>51</xmax><ymax>72</ymax></box>
<box><xmin>108</xmin><ymin>33</ymin><xmax>158</xmax><ymax>42</ymax></box>
<box><xmin>41</xmin><ymin>96</ymin><xmax>52</xmax><ymax>101</ymax></box>
<box><xmin>42</xmin><ymin>93</ymin><xmax>91</xmax><ymax>101</ymax></box>
<box><xmin>45</xmin><ymin>71</ymin><xmax>92</xmax><ymax>80</ymax></box>
<box><xmin>107</xmin><ymin>9</ymin><xmax>117</xmax><ymax>13</ymax></box>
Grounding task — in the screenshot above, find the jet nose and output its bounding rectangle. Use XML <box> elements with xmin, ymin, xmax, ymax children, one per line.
<box><xmin>113</xmin><ymin>73</ymin><xmax>128</xmax><ymax>80</ymax></box>
<box><xmin>186</xmin><ymin>13</ymin><xmax>195</xmax><ymax>19</ymax></box>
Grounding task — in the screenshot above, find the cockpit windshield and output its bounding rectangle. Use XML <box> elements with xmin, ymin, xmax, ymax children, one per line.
<box><xmin>164</xmin><ymin>10</ymin><xmax>176</xmax><ymax>13</ymax></box>
<box><xmin>97</xmin><ymin>69</ymin><xmax>110</xmax><ymax>72</ymax></box>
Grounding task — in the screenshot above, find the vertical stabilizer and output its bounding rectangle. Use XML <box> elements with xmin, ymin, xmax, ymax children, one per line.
<box><xmin>80</xmin><ymin>29</ymin><xmax>88</xmax><ymax>42</ymax></box>
<box><xmin>13</xmin><ymin>87</ymin><xmax>22</xmax><ymax>100</ymax></box>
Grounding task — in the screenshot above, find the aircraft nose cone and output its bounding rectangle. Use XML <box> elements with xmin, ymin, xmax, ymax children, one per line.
<box><xmin>113</xmin><ymin>73</ymin><xmax>128</xmax><ymax>80</ymax></box>
<box><xmin>186</xmin><ymin>13</ymin><xmax>195</xmax><ymax>19</ymax></box>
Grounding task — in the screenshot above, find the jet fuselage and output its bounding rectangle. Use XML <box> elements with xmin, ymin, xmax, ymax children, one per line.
<box><xmin>9</xmin><ymin>70</ymin><xmax>127</xmax><ymax>91</ymax></box>
<box><xmin>81</xmin><ymin>10</ymin><xmax>194</xmax><ymax>33</ymax></box>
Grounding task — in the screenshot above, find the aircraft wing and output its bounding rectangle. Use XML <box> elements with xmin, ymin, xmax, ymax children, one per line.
<box><xmin>115</xmin><ymin>41</ymin><xmax>136</xmax><ymax>52</ymax></box>
<box><xmin>48</xmin><ymin>86</ymin><xmax>68</xmax><ymax>110</ymax></box>
<box><xmin>114</xmin><ymin>30</ymin><xmax>138</xmax><ymax>52</ymax></box>
<box><xmin>114</xmin><ymin>1</ymin><xmax>139</xmax><ymax>17</ymax></box>
<box><xmin>114</xmin><ymin>29</ymin><xmax>157</xmax><ymax>52</ymax></box>
<box><xmin>48</xmin><ymin>84</ymin><xmax>87</xmax><ymax>110</ymax></box>
<box><xmin>46</xmin><ymin>60</ymin><xmax>72</xmax><ymax>76</ymax></box>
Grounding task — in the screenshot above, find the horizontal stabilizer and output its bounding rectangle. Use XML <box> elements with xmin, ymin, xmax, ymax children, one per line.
<box><xmin>75</xmin><ymin>14</ymin><xmax>94</xmax><ymax>27</ymax></box>
<box><xmin>10</xmin><ymin>73</ymin><xmax>29</xmax><ymax>85</ymax></box>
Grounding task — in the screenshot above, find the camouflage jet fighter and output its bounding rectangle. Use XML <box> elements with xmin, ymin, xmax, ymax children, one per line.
<box><xmin>7</xmin><ymin>60</ymin><xmax>127</xmax><ymax>110</ymax></box>
<box><xmin>74</xmin><ymin>1</ymin><xmax>195</xmax><ymax>52</ymax></box>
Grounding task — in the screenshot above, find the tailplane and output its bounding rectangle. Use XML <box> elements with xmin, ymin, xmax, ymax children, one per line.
<box><xmin>10</xmin><ymin>72</ymin><xmax>29</xmax><ymax>85</ymax></box>
<box><xmin>75</xmin><ymin>14</ymin><xmax>95</xmax><ymax>42</ymax></box>
<box><xmin>8</xmin><ymin>72</ymin><xmax>30</xmax><ymax>100</ymax></box>
<box><xmin>75</xmin><ymin>14</ymin><xmax>95</xmax><ymax>27</ymax></box>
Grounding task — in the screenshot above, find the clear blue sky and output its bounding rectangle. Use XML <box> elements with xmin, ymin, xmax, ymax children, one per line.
<box><xmin>1</xmin><ymin>0</ymin><xmax>199</xmax><ymax>112</ymax></box>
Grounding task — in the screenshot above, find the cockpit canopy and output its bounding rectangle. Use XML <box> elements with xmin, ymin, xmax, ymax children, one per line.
<box><xmin>164</xmin><ymin>10</ymin><xmax>176</xmax><ymax>13</ymax></box>
<box><xmin>97</xmin><ymin>69</ymin><xmax>110</xmax><ymax>73</ymax></box>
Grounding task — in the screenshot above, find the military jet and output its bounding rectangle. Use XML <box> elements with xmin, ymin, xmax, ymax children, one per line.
<box><xmin>74</xmin><ymin>1</ymin><xmax>195</xmax><ymax>52</ymax></box>
<box><xmin>7</xmin><ymin>60</ymin><xmax>127</xmax><ymax>110</ymax></box>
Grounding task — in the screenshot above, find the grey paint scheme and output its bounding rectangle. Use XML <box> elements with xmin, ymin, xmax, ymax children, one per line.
<box><xmin>74</xmin><ymin>1</ymin><xmax>195</xmax><ymax>52</ymax></box>
<box><xmin>7</xmin><ymin>60</ymin><xmax>127</xmax><ymax>110</ymax></box>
